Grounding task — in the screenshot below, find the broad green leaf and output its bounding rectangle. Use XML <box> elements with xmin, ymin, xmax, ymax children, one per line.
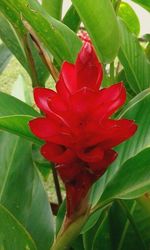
<box><xmin>145</xmin><ymin>42</ymin><xmax>150</xmax><ymax>61</ymax></box>
<box><xmin>72</xmin><ymin>0</ymin><xmax>120</xmax><ymax>63</ymax></box>
<box><xmin>118</xmin><ymin>2</ymin><xmax>140</xmax><ymax>35</ymax></box>
<box><xmin>132</xmin><ymin>0</ymin><xmax>150</xmax><ymax>12</ymax></box>
<box><xmin>91</xmin><ymin>201</ymin><xmax>149</xmax><ymax>250</ymax></box>
<box><xmin>118</xmin><ymin>20</ymin><xmax>150</xmax><ymax>94</ymax></box>
<box><xmin>71</xmin><ymin>235</ymin><xmax>84</xmax><ymax>250</ymax></box>
<box><xmin>0</xmin><ymin>133</ymin><xmax>34</xmax><ymax>227</ymax></box>
<box><xmin>91</xmin><ymin>89</ymin><xmax>150</xmax><ymax>206</ymax></box>
<box><xmin>117</xmin><ymin>70</ymin><xmax>135</xmax><ymax>99</ymax></box>
<box><xmin>0</xmin><ymin>91</ymin><xmax>38</xmax><ymax>117</ymax></box>
<box><xmin>42</xmin><ymin>0</ymin><xmax>63</xmax><ymax>20</ymax></box>
<box><xmin>107</xmin><ymin>88</ymin><xmax>150</xmax><ymax>178</ymax></box>
<box><xmin>63</xmin><ymin>5</ymin><xmax>81</xmax><ymax>32</ymax></box>
<box><xmin>0</xmin><ymin>42</ymin><xmax>12</xmax><ymax>73</ymax></box>
<box><xmin>116</xmin><ymin>200</ymin><xmax>149</xmax><ymax>250</ymax></box>
<box><xmin>82</xmin><ymin>210</ymin><xmax>109</xmax><ymax>250</ymax></box>
<box><xmin>91</xmin><ymin>211</ymin><xmax>112</xmax><ymax>250</ymax></box>
<box><xmin>0</xmin><ymin>13</ymin><xmax>28</xmax><ymax>69</ymax></box>
<box><xmin>56</xmin><ymin>200</ymin><xmax>66</xmax><ymax>235</ymax></box>
<box><xmin>81</xmin><ymin>209</ymin><xmax>102</xmax><ymax>234</ymax></box>
<box><xmin>26</xmin><ymin>33</ymin><xmax>50</xmax><ymax>85</ymax></box>
<box><xmin>0</xmin><ymin>132</ymin><xmax>54</xmax><ymax>250</ymax></box>
<box><xmin>137</xmin><ymin>194</ymin><xmax>150</xmax><ymax>214</ymax></box>
<box><xmin>142</xmin><ymin>34</ymin><xmax>150</xmax><ymax>42</ymax></box>
<box><xmin>0</xmin><ymin>0</ymin><xmax>81</xmax><ymax>65</ymax></box>
<box><xmin>100</xmin><ymin>148</ymin><xmax>150</xmax><ymax>203</ymax></box>
<box><xmin>10</xmin><ymin>76</ymin><xmax>54</xmax><ymax>248</ymax></box>
<box><xmin>0</xmin><ymin>115</ymin><xmax>42</xmax><ymax>144</ymax></box>
<box><xmin>0</xmin><ymin>205</ymin><xmax>36</xmax><ymax>250</ymax></box>
<box><xmin>26</xmin><ymin>169</ymin><xmax>54</xmax><ymax>249</ymax></box>
<box><xmin>0</xmin><ymin>13</ymin><xmax>49</xmax><ymax>84</ymax></box>
<box><xmin>32</xmin><ymin>144</ymin><xmax>51</xmax><ymax>180</ymax></box>
<box><xmin>0</xmin><ymin>92</ymin><xmax>42</xmax><ymax>143</ymax></box>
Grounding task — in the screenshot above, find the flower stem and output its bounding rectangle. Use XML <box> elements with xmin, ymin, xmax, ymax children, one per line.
<box><xmin>23</xmin><ymin>34</ymin><xmax>39</xmax><ymax>87</ymax></box>
<box><xmin>52</xmin><ymin>164</ymin><xmax>62</xmax><ymax>206</ymax></box>
<box><xmin>110</xmin><ymin>62</ymin><xmax>115</xmax><ymax>84</ymax></box>
<box><xmin>51</xmin><ymin>213</ymin><xmax>89</xmax><ymax>250</ymax></box>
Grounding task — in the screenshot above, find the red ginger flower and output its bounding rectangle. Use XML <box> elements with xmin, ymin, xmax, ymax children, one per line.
<box><xmin>78</xmin><ymin>30</ymin><xmax>91</xmax><ymax>44</ymax></box>
<box><xmin>29</xmin><ymin>43</ymin><xmax>137</xmax><ymax>217</ymax></box>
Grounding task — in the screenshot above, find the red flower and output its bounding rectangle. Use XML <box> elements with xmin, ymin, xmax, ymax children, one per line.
<box><xmin>29</xmin><ymin>43</ymin><xmax>137</xmax><ymax>217</ymax></box>
<box><xmin>78</xmin><ymin>30</ymin><xmax>91</xmax><ymax>43</ymax></box>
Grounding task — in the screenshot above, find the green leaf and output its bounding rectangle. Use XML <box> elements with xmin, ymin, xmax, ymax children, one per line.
<box><xmin>0</xmin><ymin>204</ymin><xmax>37</xmax><ymax>250</ymax></box>
<box><xmin>71</xmin><ymin>235</ymin><xmax>84</xmax><ymax>250</ymax></box>
<box><xmin>0</xmin><ymin>92</ymin><xmax>42</xmax><ymax>143</ymax></box>
<box><xmin>91</xmin><ymin>89</ymin><xmax>150</xmax><ymax>206</ymax></box>
<box><xmin>117</xmin><ymin>70</ymin><xmax>135</xmax><ymax>99</ymax></box>
<box><xmin>72</xmin><ymin>0</ymin><xmax>121</xmax><ymax>63</ymax></box>
<box><xmin>108</xmin><ymin>88</ymin><xmax>150</xmax><ymax>178</ymax></box>
<box><xmin>82</xmin><ymin>210</ymin><xmax>108</xmax><ymax>250</ymax></box>
<box><xmin>0</xmin><ymin>42</ymin><xmax>12</xmax><ymax>73</ymax></box>
<box><xmin>0</xmin><ymin>0</ymin><xmax>81</xmax><ymax>65</ymax></box>
<box><xmin>115</xmin><ymin>200</ymin><xmax>148</xmax><ymax>250</ymax></box>
<box><xmin>118</xmin><ymin>20</ymin><xmax>150</xmax><ymax>94</ymax></box>
<box><xmin>26</xmin><ymin>168</ymin><xmax>54</xmax><ymax>249</ymax></box>
<box><xmin>42</xmin><ymin>0</ymin><xmax>63</xmax><ymax>20</ymax></box>
<box><xmin>100</xmin><ymin>148</ymin><xmax>150</xmax><ymax>204</ymax></box>
<box><xmin>32</xmin><ymin>144</ymin><xmax>51</xmax><ymax>180</ymax></box>
<box><xmin>142</xmin><ymin>34</ymin><xmax>150</xmax><ymax>42</ymax></box>
<box><xmin>0</xmin><ymin>115</ymin><xmax>42</xmax><ymax>144</ymax></box>
<box><xmin>63</xmin><ymin>5</ymin><xmax>81</xmax><ymax>32</ymax></box>
<box><xmin>91</xmin><ymin>211</ymin><xmax>112</xmax><ymax>250</ymax></box>
<box><xmin>56</xmin><ymin>200</ymin><xmax>66</xmax><ymax>235</ymax></box>
<box><xmin>91</xmin><ymin>200</ymin><xmax>149</xmax><ymax>250</ymax></box>
<box><xmin>118</xmin><ymin>2</ymin><xmax>140</xmax><ymax>35</ymax></box>
<box><xmin>81</xmin><ymin>209</ymin><xmax>102</xmax><ymax>234</ymax></box>
<box><xmin>145</xmin><ymin>42</ymin><xmax>150</xmax><ymax>61</ymax></box>
<box><xmin>0</xmin><ymin>13</ymin><xmax>49</xmax><ymax>85</ymax></box>
<box><xmin>132</xmin><ymin>0</ymin><xmax>150</xmax><ymax>12</ymax></box>
<box><xmin>0</xmin><ymin>13</ymin><xmax>28</xmax><ymax>70</ymax></box>
<box><xmin>0</xmin><ymin>132</ymin><xmax>54</xmax><ymax>250</ymax></box>
<box><xmin>0</xmin><ymin>91</ymin><xmax>38</xmax><ymax>117</ymax></box>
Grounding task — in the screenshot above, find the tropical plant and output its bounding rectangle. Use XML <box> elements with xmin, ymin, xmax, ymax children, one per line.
<box><xmin>0</xmin><ymin>0</ymin><xmax>150</xmax><ymax>250</ymax></box>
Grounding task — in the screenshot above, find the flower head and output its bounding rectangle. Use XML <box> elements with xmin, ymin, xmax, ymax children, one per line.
<box><xmin>78</xmin><ymin>30</ymin><xmax>91</xmax><ymax>43</ymax></box>
<box><xmin>29</xmin><ymin>43</ymin><xmax>137</xmax><ymax>217</ymax></box>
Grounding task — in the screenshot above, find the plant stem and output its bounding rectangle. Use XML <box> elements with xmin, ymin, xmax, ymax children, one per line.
<box><xmin>23</xmin><ymin>19</ymin><xmax>59</xmax><ymax>82</ymax></box>
<box><xmin>110</xmin><ymin>62</ymin><xmax>115</xmax><ymax>84</ymax></box>
<box><xmin>52</xmin><ymin>164</ymin><xmax>62</xmax><ymax>206</ymax></box>
<box><xmin>51</xmin><ymin>213</ymin><xmax>89</xmax><ymax>250</ymax></box>
<box><xmin>23</xmin><ymin>34</ymin><xmax>39</xmax><ymax>87</ymax></box>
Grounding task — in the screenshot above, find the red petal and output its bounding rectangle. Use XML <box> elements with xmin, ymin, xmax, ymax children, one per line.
<box><xmin>77</xmin><ymin>145</ymin><xmax>104</xmax><ymax>163</ymax></box>
<box><xmin>41</xmin><ymin>143</ymin><xmax>76</xmax><ymax>164</ymax></box>
<box><xmin>70</xmin><ymin>87</ymin><xmax>99</xmax><ymax>114</ymax></box>
<box><xmin>89</xmin><ymin>149</ymin><xmax>118</xmax><ymax>177</ymax></box>
<box><xmin>49</xmin><ymin>93</ymin><xmax>68</xmax><ymax>114</ymax></box>
<box><xmin>29</xmin><ymin>117</ymin><xmax>71</xmax><ymax>146</ymax></box>
<box><xmin>34</xmin><ymin>87</ymin><xmax>56</xmax><ymax>113</ymax></box>
<box><xmin>57</xmin><ymin>162</ymin><xmax>83</xmax><ymax>183</ymax></box>
<box><xmin>99</xmin><ymin>119</ymin><xmax>138</xmax><ymax>149</ymax></box>
<box><xmin>75</xmin><ymin>43</ymin><xmax>103</xmax><ymax>90</ymax></box>
<box><xmin>56</xmin><ymin>62</ymin><xmax>76</xmax><ymax>98</ymax></box>
<box><xmin>92</xmin><ymin>83</ymin><xmax>126</xmax><ymax>120</ymax></box>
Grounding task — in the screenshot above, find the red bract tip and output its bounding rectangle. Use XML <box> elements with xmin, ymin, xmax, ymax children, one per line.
<box><xmin>78</xmin><ymin>30</ymin><xmax>91</xmax><ymax>44</ymax></box>
<box><xmin>29</xmin><ymin>43</ymin><xmax>137</xmax><ymax>217</ymax></box>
